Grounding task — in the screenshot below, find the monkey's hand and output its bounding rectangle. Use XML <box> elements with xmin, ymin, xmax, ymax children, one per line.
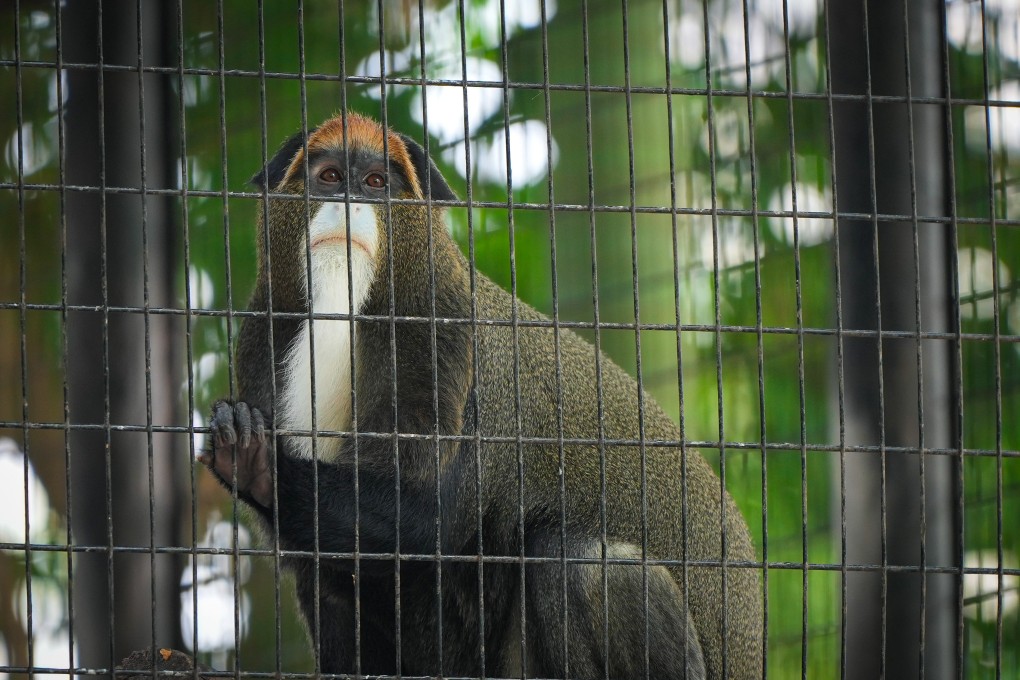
<box><xmin>200</xmin><ymin>400</ymin><xmax>274</xmax><ymax>510</ymax></box>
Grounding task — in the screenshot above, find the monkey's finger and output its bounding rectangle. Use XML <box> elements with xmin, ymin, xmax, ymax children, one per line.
<box><xmin>235</xmin><ymin>401</ymin><xmax>253</xmax><ymax>449</ymax></box>
<box><xmin>251</xmin><ymin>407</ymin><xmax>267</xmax><ymax>443</ymax></box>
<box><xmin>210</xmin><ymin>400</ymin><xmax>237</xmax><ymax>446</ymax></box>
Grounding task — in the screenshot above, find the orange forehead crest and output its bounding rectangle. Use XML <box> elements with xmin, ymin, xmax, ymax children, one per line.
<box><xmin>283</xmin><ymin>112</ymin><xmax>422</xmax><ymax>198</ymax></box>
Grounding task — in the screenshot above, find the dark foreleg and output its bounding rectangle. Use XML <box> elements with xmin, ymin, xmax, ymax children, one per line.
<box><xmin>204</xmin><ymin>401</ymin><xmax>407</xmax><ymax>673</ymax></box>
<box><xmin>202</xmin><ymin>401</ymin><xmax>445</xmax><ymax>573</ymax></box>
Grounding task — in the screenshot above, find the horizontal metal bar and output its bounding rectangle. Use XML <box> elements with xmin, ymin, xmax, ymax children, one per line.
<box><xmin>3</xmin><ymin>57</ymin><xmax>1019</xmax><ymax>109</ymax></box>
<box><xmin>2</xmin><ymin>418</ymin><xmax>1016</xmax><ymax>459</ymax></box>
<box><xmin>2</xmin><ymin>302</ymin><xmax>1019</xmax><ymax>344</ymax></box>
<box><xmin>3</xmin><ymin>180</ymin><xmax>1019</xmax><ymax>228</ymax></box>
<box><xmin>2</xmin><ymin>540</ymin><xmax>1015</xmax><ymax>578</ymax></box>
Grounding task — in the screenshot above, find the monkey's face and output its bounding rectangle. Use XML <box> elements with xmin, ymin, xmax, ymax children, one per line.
<box><xmin>302</xmin><ymin>145</ymin><xmax>426</xmax><ymax>315</ymax></box>
<box><xmin>254</xmin><ymin>113</ymin><xmax>457</xmax><ymax>315</ymax></box>
<box><xmin>301</xmin><ymin>144</ymin><xmax>418</xmax><ymax>262</ymax></box>
<box><xmin>265</xmin><ymin>124</ymin><xmax>410</xmax><ymax>313</ymax></box>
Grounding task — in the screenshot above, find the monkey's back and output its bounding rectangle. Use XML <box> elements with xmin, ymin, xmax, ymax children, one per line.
<box><xmin>471</xmin><ymin>274</ymin><xmax>763</xmax><ymax>679</ymax></box>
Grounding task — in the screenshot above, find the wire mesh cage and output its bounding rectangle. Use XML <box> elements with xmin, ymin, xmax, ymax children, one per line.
<box><xmin>1</xmin><ymin>0</ymin><xmax>1018</xmax><ymax>678</ymax></box>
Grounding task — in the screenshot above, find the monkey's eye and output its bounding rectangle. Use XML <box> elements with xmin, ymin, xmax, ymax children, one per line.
<box><xmin>364</xmin><ymin>172</ymin><xmax>387</xmax><ymax>189</ymax></box>
<box><xmin>318</xmin><ymin>167</ymin><xmax>342</xmax><ymax>183</ymax></box>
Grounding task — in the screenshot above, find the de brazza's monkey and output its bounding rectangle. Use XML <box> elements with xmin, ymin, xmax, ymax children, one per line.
<box><xmin>201</xmin><ymin>111</ymin><xmax>762</xmax><ymax>679</ymax></box>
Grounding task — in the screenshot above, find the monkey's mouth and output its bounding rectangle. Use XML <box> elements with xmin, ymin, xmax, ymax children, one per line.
<box><xmin>310</xmin><ymin>234</ymin><xmax>374</xmax><ymax>257</ymax></box>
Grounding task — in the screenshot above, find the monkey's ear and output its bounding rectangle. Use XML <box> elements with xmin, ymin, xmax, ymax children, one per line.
<box><xmin>396</xmin><ymin>133</ymin><xmax>457</xmax><ymax>202</ymax></box>
<box><xmin>250</xmin><ymin>129</ymin><xmax>314</xmax><ymax>190</ymax></box>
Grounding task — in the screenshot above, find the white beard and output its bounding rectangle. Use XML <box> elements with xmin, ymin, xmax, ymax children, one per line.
<box><xmin>278</xmin><ymin>201</ymin><xmax>378</xmax><ymax>461</ymax></box>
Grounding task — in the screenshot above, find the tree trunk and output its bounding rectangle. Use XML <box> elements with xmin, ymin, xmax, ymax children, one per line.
<box><xmin>64</xmin><ymin>0</ymin><xmax>185</xmax><ymax>675</ymax></box>
<box><xmin>831</xmin><ymin>0</ymin><xmax>957</xmax><ymax>677</ymax></box>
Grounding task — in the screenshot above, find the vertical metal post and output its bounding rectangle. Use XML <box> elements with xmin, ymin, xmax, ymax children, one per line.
<box><xmin>831</xmin><ymin>0</ymin><xmax>957</xmax><ymax>677</ymax></box>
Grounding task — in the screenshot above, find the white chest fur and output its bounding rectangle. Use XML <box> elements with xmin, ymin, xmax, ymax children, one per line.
<box><xmin>278</xmin><ymin>201</ymin><xmax>378</xmax><ymax>460</ymax></box>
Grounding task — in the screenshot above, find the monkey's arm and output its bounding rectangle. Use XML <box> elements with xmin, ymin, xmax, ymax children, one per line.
<box><xmin>203</xmin><ymin>400</ymin><xmax>459</xmax><ymax>573</ymax></box>
<box><xmin>273</xmin><ymin>450</ymin><xmax>443</xmax><ymax>565</ymax></box>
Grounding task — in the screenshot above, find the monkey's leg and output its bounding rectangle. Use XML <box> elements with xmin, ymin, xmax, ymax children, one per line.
<box><xmin>522</xmin><ymin>535</ymin><xmax>706</xmax><ymax>680</ymax></box>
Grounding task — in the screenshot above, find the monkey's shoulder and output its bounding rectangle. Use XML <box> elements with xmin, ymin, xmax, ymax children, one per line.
<box><xmin>471</xmin><ymin>274</ymin><xmax>678</xmax><ymax>443</ymax></box>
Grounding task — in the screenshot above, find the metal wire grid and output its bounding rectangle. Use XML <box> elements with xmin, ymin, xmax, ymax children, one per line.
<box><xmin>0</xmin><ymin>0</ymin><xmax>1018</xmax><ymax>679</ymax></box>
